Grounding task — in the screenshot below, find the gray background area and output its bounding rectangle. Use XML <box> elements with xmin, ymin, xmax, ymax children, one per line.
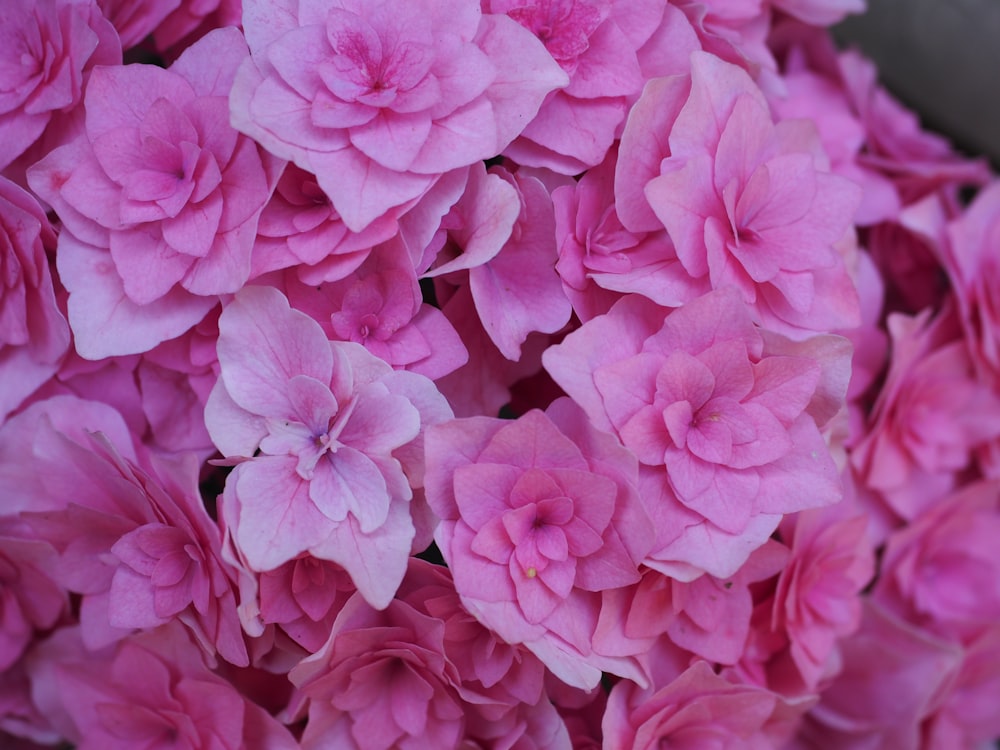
<box><xmin>834</xmin><ymin>0</ymin><xmax>1000</xmax><ymax>167</ymax></box>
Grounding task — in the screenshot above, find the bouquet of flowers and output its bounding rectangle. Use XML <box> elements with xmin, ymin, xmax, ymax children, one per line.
<box><xmin>2</xmin><ymin>0</ymin><xmax>999</xmax><ymax>747</ymax></box>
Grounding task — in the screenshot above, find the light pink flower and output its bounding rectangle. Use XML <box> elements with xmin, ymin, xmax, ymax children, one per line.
<box><xmin>28</xmin><ymin>28</ymin><xmax>282</xmax><ymax>358</ymax></box>
<box><xmin>603</xmin><ymin>659</ymin><xmax>804</xmax><ymax>750</ymax></box>
<box><xmin>544</xmin><ymin>288</ymin><xmax>850</xmax><ymax>579</ymax></box>
<box><xmin>0</xmin><ymin>0</ymin><xmax>120</xmax><ymax>171</ymax></box>
<box><xmin>619</xmin><ymin>51</ymin><xmax>862</xmax><ymax>337</ymax></box>
<box><xmin>425</xmin><ymin>398</ymin><xmax>654</xmax><ymax>688</ymax></box>
<box><xmin>206</xmin><ymin>285</ymin><xmax>452</xmax><ymax>608</ymax></box>
<box><xmin>0</xmin><ymin>177</ymin><xmax>70</xmax><ymax>421</ymax></box>
<box><xmin>230</xmin><ymin>0</ymin><xmax>567</xmax><ymax>232</ymax></box>
<box><xmin>27</xmin><ymin>624</ymin><xmax>298</xmax><ymax>750</ymax></box>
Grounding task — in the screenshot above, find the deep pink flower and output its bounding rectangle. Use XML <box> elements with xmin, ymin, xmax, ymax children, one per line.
<box><xmin>618</xmin><ymin>51</ymin><xmax>862</xmax><ymax>337</ymax></box>
<box><xmin>28</xmin><ymin>28</ymin><xmax>282</xmax><ymax>358</ymax></box>
<box><xmin>850</xmin><ymin>307</ymin><xmax>1000</xmax><ymax>521</ymax></box>
<box><xmin>0</xmin><ymin>0</ymin><xmax>120</xmax><ymax>171</ymax></box>
<box><xmin>769</xmin><ymin>0</ymin><xmax>864</xmax><ymax>26</ymax></box>
<box><xmin>603</xmin><ymin>659</ymin><xmax>804</xmax><ymax>750</ymax></box>
<box><xmin>487</xmin><ymin>0</ymin><xmax>649</xmax><ymax>173</ymax></box>
<box><xmin>250</xmin><ymin>163</ymin><xmax>398</xmax><ymax>282</ymax></box>
<box><xmin>838</xmin><ymin>50</ymin><xmax>991</xmax><ymax>206</ymax></box>
<box><xmin>944</xmin><ymin>180</ymin><xmax>1000</xmax><ymax>385</ymax></box>
<box><xmin>544</xmin><ymin>288</ymin><xmax>850</xmax><ymax>579</ymax></box>
<box><xmin>95</xmin><ymin>0</ymin><xmax>179</xmax><ymax>50</ymax></box>
<box><xmin>289</xmin><ymin>588</ymin><xmax>466</xmax><ymax>750</ymax></box>
<box><xmin>427</xmin><ymin>164</ymin><xmax>572</xmax><ymax>360</ymax></box>
<box><xmin>206</xmin><ymin>285</ymin><xmax>452</xmax><ymax>608</ymax></box>
<box><xmin>761</xmin><ymin>503</ymin><xmax>874</xmax><ymax>693</ymax></box>
<box><xmin>425</xmin><ymin>398</ymin><xmax>654</xmax><ymax>688</ymax></box>
<box><xmin>553</xmin><ymin>146</ymin><xmax>707</xmax><ymax>323</ymax></box>
<box><xmin>0</xmin><ymin>395</ymin><xmax>247</xmax><ymax>666</ymax></box>
<box><xmin>0</xmin><ymin>177</ymin><xmax>70</xmax><ymax>421</ymax></box>
<box><xmin>603</xmin><ymin>542</ymin><xmax>788</xmax><ymax>669</ymax></box>
<box><xmin>795</xmin><ymin>601</ymin><xmax>962</xmax><ymax>750</ymax></box>
<box><xmin>0</xmin><ymin>529</ymin><xmax>67</xmax><ymax>672</ymax></box>
<box><xmin>27</xmin><ymin>624</ymin><xmax>297</xmax><ymax>750</ymax></box>
<box><xmin>874</xmin><ymin>481</ymin><xmax>1000</xmax><ymax>642</ymax></box>
<box><xmin>275</xmin><ymin>240</ymin><xmax>468</xmax><ymax>381</ymax></box>
<box><xmin>230</xmin><ymin>0</ymin><xmax>567</xmax><ymax>232</ymax></box>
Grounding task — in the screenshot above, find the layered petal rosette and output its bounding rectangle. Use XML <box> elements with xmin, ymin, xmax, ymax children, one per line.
<box><xmin>544</xmin><ymin>288</ymin><xmax>850</xmax><ymax>579</ymax></box>
<box><xmin>617</xmin><ymin>51</ymin><xmax>862</xmax><ymax>337</ymax></box>
<box><xmin>205</xmin><ymin>285</ymin><xmax>452</xmax><ymax>608</ymax></box>
<box><xmin>28</xmin><ymin>28</ymin><xmax>282</xmax><ymax>359</ymax></box>
<box><xmin>424</xmin><ymin>398</ymin><xmax>654</xmax><ymax>688</ymax></box>
<box><xmin>230</xmin><ymin>0</ymin><xmax>568</xmax><ymax>232</ymax></box>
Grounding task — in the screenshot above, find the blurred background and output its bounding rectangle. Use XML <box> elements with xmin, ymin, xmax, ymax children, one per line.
<box><xmin>834</xmin><ymin>0</ymin><xmax>1000</xmax><ymax>167</ymax></box>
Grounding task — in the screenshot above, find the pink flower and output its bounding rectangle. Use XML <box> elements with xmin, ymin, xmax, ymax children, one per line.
<box><xmin>850</xmin><ymin>307</ymin><xmax>1000</xmax><ymax>521</ymax></box>
<box><xmin>603</xmin><ymin>660</ymin><xmax>804</xmax><ymax>749</ymax></box>
<box><xmin>28</xmin><ymin>28</ymin><xmax>282</xmax><ymax>358</ymax></box>
<box><xmin>553</xmin><ymin>146</ymin><xmax>707</xmax><ymax>323</ymax></box>
<box><xmin>275</xmin><ymin>240</ymin><xmax>468</xmax><ymax>381</ymax></box>
<box><xmin>95</xmin><ymin>0</ymin><xmax>179</xmax><ymax>50</ymax></box>
<box><xmin>27</xmin><ymin>624</ymin><xmax>298</xmax><ymax>750</ymax></box>
<box><xmin>424</xmin><ymin>398</ymin><xmax>654</xmax><ymax>688</ymax></box>
<box><xmin>0</xmin><ymin>529</ymin><xmax>67</xmax><ymax>672</ymax></box>
<box><xmin>206</xmin><ymin>285</ymin><xmax>452</xmax><ymax>608</ymax></box>
<box><xmin>487</xmin><ymin>0</ymin><xmax>649</xmax><ymax>173</ymax></box>
<box><xmin>762</xmin><ymin>504</ymin><xmax>874</xmax><ymax>693</ymax></box>
<box><xmin>0</xmin><ymin>177</ymin><xmax>70</xmax><ymax>421</ymax></box>
<box><xmin>944</xmin><ymin>180</ymin><xmax>1000</xmax><ymax>384</ymax></box>
<box><xmin>230</xmin><ymin>0</ymin><xmax>567</xmax><ymax>232</ymax></box>
<box><xmin>0</xmin><ymin>0</ymin><xmax>120</xmax><ymax>171</ymax></box>
<box><xmin>874</xmin><ymin>481</ymin><xmax>1000</xmax><ymax>642</ymax></box>
<box><xmin>1</xmin><ymin>395</ymin><xmax>247</xmax><ymax>665</ymax></box>
<box><xmin>795</xmin><ymin>601</ymin><xmax>963</xmax><ymax>750</ymax></box>
<box><xmin>544</xmin><ymin>288</ymin><xmax>850</xmax><ymax>579</ymax></box>
<box><xmin>289</xmin><ymin>588</ymin><xmax>466</xmax><ymax>750</ymax></box>
<box><xmin>619</xmin><ymin>51</ymin><xmax>862</xmax><ymax>337</ymax></box>
<box><xmin>250</xmin><ymin>163</ymin><xmax>398</xmax><ymax>282</ymax></box>
<box><xmin>427</xmin><ymin>164</ymin><xmax>572</xmax><ymax>360</ymax></box>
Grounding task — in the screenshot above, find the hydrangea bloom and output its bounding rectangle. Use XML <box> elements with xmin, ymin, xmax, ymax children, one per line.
<box><xmin>206</xmin><ymin>285</ymin><xmax>452</xmax><ymax>608</ymax></box>
<box><xmin>27</xmin><ymin>624</ymin><xmax>297</xmax><ymax>750</ymax></box>
<box><xmin>617</xmin><ymin>51</ymin><xmax>862</xmax><ymax>337</ymax></box>
<box><xmin>28</xmin><ymin>28</ymin><xmax>282</xmax><ymax>358</ymax></box>
<box><xmin>603</xmin><ymin>660</ymin><xmax>803</xmax><ymax>749</ymax></box>
<box><xmin>544</xmin><ymin>288</ymin><xmax>850</xmax><ymax>579</ymax></box>
<box><xmin>230</xmin><ymin>0</ymin><xmax>568</xmax><ymax>232</ymax></box>
<box><xmin>425</xmin><ymin>398</ymin><xmax>654</xmax><ymax>688</ymax></box>
<box><xmin>0</xmin><ymin>0</ymin><xmax>119</xmax><ymax>171</ymax></box>
<box><xmin>0</xmin><ymin>177</ymin><xmax>70</xmax><ymax>421</ymax></box>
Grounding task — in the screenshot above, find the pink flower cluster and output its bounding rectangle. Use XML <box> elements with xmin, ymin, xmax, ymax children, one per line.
<box><xmin>2</xmin><ymin>0</ymin><xmax>999</xmax><ymax>748</ymax></box>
